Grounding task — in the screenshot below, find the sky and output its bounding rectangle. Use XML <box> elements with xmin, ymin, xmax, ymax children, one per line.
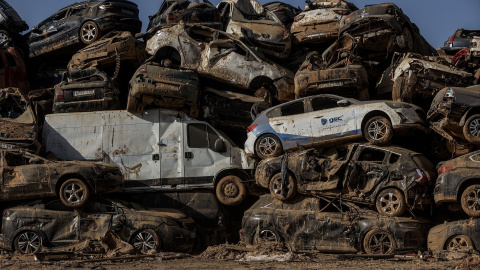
<box><xmin>9</xmin><ymin>0</ymin><xmax>480</xmax><ymax>48</ymax></box>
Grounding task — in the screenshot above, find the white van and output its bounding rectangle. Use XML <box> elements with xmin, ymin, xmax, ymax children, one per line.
<box><xmin>43</xmin><ymin>109</ymin><xmax>256</xmax><ymax>206</ymax></box>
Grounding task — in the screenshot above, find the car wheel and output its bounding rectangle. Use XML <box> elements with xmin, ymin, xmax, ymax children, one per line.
<box><xmin>80</xmin><ymin>21</ymin><xmax>100</xmax><ymax>45</ymax></box>
<box><xmin>269</xmin><ymin>172</ymin><xmax>297</xmax><ymax>201</ymax></box>
<box><xmin>460</xmin><ymin>184</ymin><xmax>480</xmax><ymax>217</ymax></box>
<box><xmin>463</xmin><ymin>114</ymin><xmax>480</xmax><ymax>144</ymax></box>
<box><xmin>363</xmin><ymin>229</ymin><xmax>396</xmax><ymax>254</ymax></box>
<box><xmin>255</xmin><ymin>134</ymin><xmax>283</xmax><ymax>159</ymax></box>
<box><xmin>363</xmin><ymin>116</ymin><xmax>394</xmax><ymax>145</ymax></box>
<box><xmin>14</xmin><ymin>231</ymin><xmax>42</xmax><ymax>254</ymax></box>
<box><xmin>59</xmin><ymin>178</ymin><xmax>89</xmax><ymax>208</ymax></box>
<box><xmin>131</xmin><ymin>229</ymin><xmax>161</xmax><ymax>254</ymax></box>
<box><xmin>253</xmin><ymin>228</ymin><xmax>280</xmax><ymax>244</ymax></box>
<box><xmin>0</xmin><ymin>30</ymin><xmax>9</xmax><ymax>45</ymax></box>
<box><xmin>375</xmin><ymin>188</ymin><xmax>406</xmax><ymax>217</ymax></box>
<box><xmin>215</xmin><ymin>175</ymin><xmax>247</xmax><ymax>206</ymax></box>
<box><xmin>446</xmin><ymin>235</ymin><xmax>474</xmax><ymax>251</ymax></box>
<box><xmin>397</xmin><ymin>27</ymin><xmax>413</xmax><ymax>50</ymax></box>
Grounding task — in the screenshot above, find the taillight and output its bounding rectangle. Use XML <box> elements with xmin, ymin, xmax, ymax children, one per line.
<box><xmin>447</xmin><ymin>31</ymin><xmax>456</xmax><ymax>45</ymax></box>
<box><xmin>99</xmin><ymin>4</ymin><xmax>116</xmax><ymax>12</ymax></box>
<box><xmin>246</xmin><ymin>124</ymin><xmax>258</xmax><ymax>133</ymax></box>
<box><xmin>438</xmin><ymin>165</ymin><xmax>457</xmax><ymax>175</ymax></box>
<box><xmin>167</xmin><ymin>13</ymin><xmax>175</xmax><ymax>23</ymax></box>
<box><xmin>3</xmin><ymin>210</ymin><xmax>13</xmax><ymax>217</ymax></box>
<box><xmin>55</xmin><ymin>86</ymin><xmax>64</xmax><ymax>101</ymax></box>
<box><xmin>333</xmin><ymin>9</ymin><xmax>350</xmax><ymax>15</ymax></box>
<box><xmin>414</xmin><ymin>169</ymin><xmax>429</xmax><ymax>184</ymax></box>
<box><xmin>271</xmin><ymin>7</ymin><xmax>285</xmax><ymax>13</ymax></box>
<box><xmin>444</xmin><ymin>88</ymin><xmax>455</xmax><ymax>98</ymax></box>
<box><xmin>214</xmin><ymin>10</ymin><xmax>221</xmax><ymax>21</ymax></box>
<box><xmin>294</xmin><ymin>14</ymin><xmax>305</xmax><ymax>22</ymax></box>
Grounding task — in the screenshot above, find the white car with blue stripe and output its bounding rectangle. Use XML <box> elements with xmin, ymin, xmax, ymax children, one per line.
<box><xmin>244</xmin><ymin>94</ymin><xmax>426</xmax><ymax>159</ymax></box>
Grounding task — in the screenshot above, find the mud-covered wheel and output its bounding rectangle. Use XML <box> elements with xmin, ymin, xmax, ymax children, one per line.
<box><xmin>131</xmin><ymin>229</ymin><xmax>161</xmax><ymax>254</ymax></box>
<box><xmin>80</xmin><ymin>21</ymin><xmax>100</xmax><ymax>44</ymax></box>
<box><xmin>269</xmin><ymin>172</ymin><xmax>297</xmax><ymax>201</ymax></box>
<box><xmin>253</xmin><ymin>228</ymin><xmax>280</xmax><ymax>244</ymax></box>
<box><xmin>392</xmin><ymin>76</ymin><xmax>407</xmax><ymax>102</ymax></box>
<box><xmin>363</xmin><ymin>116</ymin><xmax>394</xmax><ymax>145</ymax></box>
<box><xmin>14</xmin><ymin>231</ymin><xmax>42</xmax><ymax>254</ymax></box>
<box><xmin>463</xmin><ymin>114</ymin><xmax>480</xmax><ymax>144</ymax></box>
<box><xmin>363</xmin><ymin>229</ymin><xmax>396</xmax><ymax>254</ymax></box>
<box><xmin>446</xmin><ymin>235</ymin><xmax>474</xmax><ymax>251</ymax></box>
<box><xmin>255</xmin><ymin>134</ymin><xmax>283</xmax><ymax>159</ymax></box>
<box><xmin>216</xmin><ymin>175</ymin><xmax>247</xmax><ymax>206</ymax></box>
<box><xmin>59</xmin><ymin>178</ymin><xmax>89</xmax><ymax>208</ymax></box>
<box><xmin>376</xmin><ymin>188</ymin><xmax>406</xmax><ymax>217</ymax></box>
<box><xmin>397</xmin><ymin>27</ymin><xmax>413</xmax><ymax>50</ymax></box>
<box><xmin>0</xmin><ymin>30</ymin><xmax>10</xmax><ymax>45</ymax></box>
<box><xmin>460</xmin><ymin>184</ymin><xmax>480</xmax><ymax>217</ymax></box>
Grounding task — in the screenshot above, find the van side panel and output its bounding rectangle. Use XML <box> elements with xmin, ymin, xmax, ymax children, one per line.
<box><xmin>159</xmin><ymin>111</ymin><xmax>184</xmax><ymax>186</ymax></box>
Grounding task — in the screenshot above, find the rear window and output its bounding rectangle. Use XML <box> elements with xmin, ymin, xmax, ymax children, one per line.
<box><xmin>412</xmin><ymin>155</ymin><xmax>435</xmax><ymax>174</ymax></box>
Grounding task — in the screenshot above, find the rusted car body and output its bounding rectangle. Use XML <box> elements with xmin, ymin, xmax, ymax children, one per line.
<box><xmin>263</xmin><ymin>1</ymin><xmax>301</xmax><ymax>28</ymax></box>
<box><xmin>240</xmin><ymin>195</ymin><xmax>430</xmax><ymax>254</ymax></box>
<box><xmin>0</xmin><ymin>88</ymin><xmax>37</xmax><ymax>142</ymax></box>
<box><xmin>127</xmin><ymin>62</ymin><xmax>200</xmax><ymax>118</ymax></box>
<box><xmin>217</xmin><ymin>0</ymin><xmax>291</xmax><ymax>59</ymax></box>
<box><xmin>27</xmin><ymin>0</ymin><xmax>142</xmax><ymax>58</ymax></box>
<box><xmin>0</xmin><ymin>0</ymin><xmax>28</xmax><ymax>44</ymax></box>
<box><xmin>255</xmin><ymin>144</ymin><xmax>436</xmax><ymax>217</ymax></box>
<box><xmin>428</xmin><ymin>219</ymin><xmax>480</xmax><ymax>252</ymax></box>
<box><xmin>0</xmin><ymin>46</ymin><xmax>29</xmax><ymax>92</ymax></box>
<box><xmin>291</xmin><ymin>0</ymin><xmax>357</xmax><ymax>45</ymax></box>
<box><xmin>68</xmin><ymin>31</ymin><xmax>146</xmax><ymax>72</ymax></box>
<box><xmin>0</xmin><ymin>198</ymin><xmax>196</xmax><ymax>254</ymax></box>
<box><xmin>53</xmin><ymin>67</ymin><xmax>119</xmax><ymax>113</ymax></box>
<box><xmin>146</xmin><ymin>24</ymin><xmax>295</xmax><ymax>102</ymax></box>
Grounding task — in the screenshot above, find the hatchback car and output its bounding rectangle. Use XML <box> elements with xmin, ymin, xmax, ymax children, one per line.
<box><xmin>244</xmin><ymin>94</ymin><xmax>425</xmax><ymax>159</ymax></box>
<box><xmin>0</xmin><ymin>0</ymin><xmax>28</xmax><ymax>44</ymax></box>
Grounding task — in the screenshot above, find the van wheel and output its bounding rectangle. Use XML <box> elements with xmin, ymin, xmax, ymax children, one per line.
<box><xmin>255</xmin><ymin>134</ymin><xmax>283</xmax><ymax>159</ymax></box>
<box><xmin>463</xmin><ymin>114</ymin><xmax>480</xmax><ymax>144</ymax></box>
<box><xmin>216</xmin><ymin>175</ymin><xmax>247</xmax><ymax>206</ymax></box>
<box><xmin>363</xmin><ymin>116</ymin><xmax>393</xmax><ymax>145</ymax></box>
<box><xmin>60</xmin><ymin>178</ymin><xmax>89</xmax><ymax>208</ymax></box>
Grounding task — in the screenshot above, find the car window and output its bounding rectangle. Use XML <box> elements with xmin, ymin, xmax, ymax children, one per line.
<box><xmin>412</xmin><ymin>154</ymin><xmax>436</xmax><ymax>174</ymax></box>
<box><xmin>388</xmin><ymin>153</ymin><xmax>401</xmax><ymax>164</ymax></box>
<box><xmin>207</xmin><ymin>126</ymin><xmax>220</xmax><ymax>150</ymax></box>
<box><xmin>45</xmin><ymin>200</ymin><xmax>74</xmax><ymax>212</ymax></box>
<box><xmin>311</xmin><ymin>97</ymin><xmax>339</xmax><ymax>111</ymax></box>
<box><xmin>357</xmin><ymin>148</ymin><xmax>386</xmax><ymax>163</ymax></box>
<box><xmin>38</xmin><ymin>10</ymin><xmax>68</xmax><ymax>31</ymax></box>
<box><xmin>4</xmin><ymin>152</ymin><xmax>30</xmax><ymax>166</ymax></box>
<box><xmin>267</xmin><ymin>101</ymin><xmax>305</xmax><ymax>118</ymax></box>
<box><xmin>187</xmin><ymin>123</ymin><xmax>222</xmax><ymax>151</ymax></box>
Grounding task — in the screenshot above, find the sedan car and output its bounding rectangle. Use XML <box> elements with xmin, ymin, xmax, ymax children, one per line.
<box><xmin>0</xmin><ymin>198</ymin><xmax>196</xmax><ymax>254</ymax></box>
<box><xmin>240</xmin><ymin>195</ymin><xmax>430</xmax><ymax>254</ymax></box>
<box><xmin>244</xmin><ymin>94</ymin><xmax>426</xmax><ymax>159</ymax></box>
<box><xmin>428</xmin><ymin>219</ymin><xmax>480</xmax><ymax>252</ymax></box>
<box><xmin>27</xmin><ymin>0</ymin><xmax>142</xmax><ymax>58</ymax></box>
<box><xmin>0</xmin><ymin>0</ymin><xmax>28</xmax><ymax>44</ymax></box>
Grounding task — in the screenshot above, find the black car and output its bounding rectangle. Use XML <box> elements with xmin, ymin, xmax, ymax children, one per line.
<box><xmin>443</xmin><ymin>28</ymin><xmax>480</xmax><ymax>55</ymax></box>
<box><xmin>0</xmin><ymin>0</ymin><xmax>28</xmax><ymax>45</ymax></box>
<box><xmin>240</xmin><ymin>195</ymin><xmax>430</xmax><ymax>254</ymax></box>
<box><xmin>0</xmin><ymin>198</ymin><xmax>196</xmax><ymax>254</ymax></box>
<box><xmin>27</xmin><ymin>0</ymin><xmax>142</xmax><ymax>58</ymax></box>
<box><xmin>255</xmin><ymin>144</ymin><xmax>436</xmax><ymax>217</ymax></box>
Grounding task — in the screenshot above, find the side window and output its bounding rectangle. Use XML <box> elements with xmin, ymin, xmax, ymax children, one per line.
<box><xmin>5</xmin><ymin>53</ymin><xmax>16</xmax><ymax>68</ymax></box>
<box><xmin>389</xmin><ymin>153</ymin><xmax>401</xmax><ymax>164</ymax></box>
<box><xmin>311</xmin><ymin>97</ymin><xmax>339</xmax><ymax>111</ymax></box>
<box><xmin>187</xmin><ymin>124</ymin><xmax>208</xmax><ymax>148</ymax></box>
<box><xmin>357</xmin><ymin>148</ymin><xmax>386</xmax><ymax>163</ymax></box>
<box><xmin>279</xmin><ymin>101</ymin><xmax>305</xmax><ymax>117</ymax></box>
<box><xmin>4</xmin><ymin>152</ymin><xmax>30</xmax><ymax>166</ymax></box>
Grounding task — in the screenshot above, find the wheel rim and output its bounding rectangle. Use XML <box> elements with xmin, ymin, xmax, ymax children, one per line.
<box><xmin>17</xmin><ymin>232</ymin><xmax>41</xmax><ymax>254</ymax></box>
<box><xmin>81</xmin><ymin>23</ymin><xmax>97</xmax><ymax>42</ymax></box>
<box><xmin>63</xmin><ymin>182</ymin><xmax>85</xmax><ymax>204</ymax></box>
<box><xmin>0</xmin><ymin>32</ymin><xmax>8</xmax><ymax>44</ymax></box>
<box><xmin>469</xmin><ymin>119</ymin><xmax>480</xmax><ymax>138</ymax></box>
<box><xmin>367</xmin><ymin>120</ymin><xmax>388</xmax><ymax>141</ymax></box>
<box><xmin>271</xmin><ymin>177</ymin><xmax>292</xmax><ymax>198</ymax></box>
<box><xmin>448</xmin><ymin>236</ymin><xmax>472</xmax><ymax>251</ymax></box>
<box><xmin>258</xmin><ymin>137</ymin><xmax>278</xmax><ymax>157</ymax></box>
<box><xmin>258</xmin><ymin>229</ymin><xmax>278</xmax><ymax>242</ymax></box>
<box><xmin>368</xmin><ymin>232</ymin><xmax>393</xmax><ymax>254</ymax></box>
<box><xmin>464</xmin><ymin>187</ymin><xmax>480</xmax><ymax>213</ymax></box>
<box><xmin>133</xmin><ymin>231</ymin><xmax>157</xmax><ymax>253</ymax></box>
<box><xmin>223</xmin><ymin>181</ymin><xmax>239</xmax><ymax>198</ymax></box>
<box><xmin>379</xmin><ymin>192</ymin><xmax>401</xmax><ymax>215</ymax></box>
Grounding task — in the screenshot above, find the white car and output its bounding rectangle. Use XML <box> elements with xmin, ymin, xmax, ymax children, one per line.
<box><xmin>244</xmin><ymin>94</ymin><xmax>426</xmax><ymax>159</ymax></box>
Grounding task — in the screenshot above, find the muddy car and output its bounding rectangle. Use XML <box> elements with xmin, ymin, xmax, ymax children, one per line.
<box><xmin>217</xmin><ymin>0</ymin><xmax>291</xmax><ymax>59</ymax></box>
<box><xmin>146</xmin><ymin>24</ymin><xmax>295</xmax><ymax>102</ymax></box>
<box><xmin>291</xmin><ymin>0</ymin><xmax>357</xmax><ymax>45</ymax></box>
<box><xmin>244</xmin><ymin>94</ymin><xmax>425</xmax><ymax>159</ymax></box>
<box><xmin>443</xmin><ymin>28</ymin><xmax>480</xmax><ymax>55</ymax></box>
<box><xmin>0</xmin><ymin>148</ymin><xmax>123</xmax><ymax>208</ymax></box>
<box><xmin>240</xmin><ymin>195</ymin><xmax>430</xmax><ymax>254</ymax></box>
<box><xmin>0</xmin><ymin>46</ymin><xmax>29</xmax><ymax>92</ymax></box>
<box><xmin>0</xmin><ymin>0</ymin><xmax>28</xmax><ymax>44</ymax></box>
<box><xmin>53</xmin><ymin>67</ymin><xmax>119</xmax><ymax>113</ymax></box>
<box><xmin>263</xmin><ymin>2</ymin><xmax>301</xmax><ymax>28</ymax></box>
<box><xmin>27</xmin><ymin>0</ymin><xmax>142</xmax><ymax>58</ymax></box>
<box><xmin>428</xmin><ymin>219</ymin><xmax>480</xmax><ymax>252</ymax></box>
<box><xmin>255</xmin><ymin>144</ymin><xmax>435</xmax><ymax>217</ymax></box>
<box><xmin>0</xmin><ymin>88</ymin><xmax>37</xmax><ymax>143</ymax></box>
<box><xmin>127</xmin><ymin>61</ymin><xmax>200</xmax><ymax>118</ymax></box>
<box><xmin>0</xmin><ymin>198</ymin><xmax>195</xmax><ymax>254</ymax></box>
<box><xmin>67</xmin><ymin>31</ymin><xmax>146</xmax><ymax>72</ymax></box>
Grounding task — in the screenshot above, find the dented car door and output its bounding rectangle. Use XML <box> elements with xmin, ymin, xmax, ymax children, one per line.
<box><xmin>80</xmin><ymin>200</ymin><xmax>117</xmax><ymax>240</ymax></box>
<box><xmin>348</xmin><ymin>146</ymin><xmax>389</xmax><ymax>196</ymax></box>
<box><xmin>37</xmin><ymin>201</ymin><xmax>79</xmax><ymax>244</ymax></box>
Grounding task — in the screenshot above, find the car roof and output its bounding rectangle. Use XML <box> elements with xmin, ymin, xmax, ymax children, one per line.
<box><xmin>263</xmin><ymin>94</ymin><xmax>359</xmax><ymax>114</ymax></box>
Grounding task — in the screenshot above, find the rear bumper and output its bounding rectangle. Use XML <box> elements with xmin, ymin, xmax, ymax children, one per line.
<box><xmin>292</xmin><ymin>21</ymin><xmax>340</xmax><ymax>44</ymax></box>
<box><xmin>53</xmin><ymin>97</ymin><xmax>119</xmax><ymax>113</ymax></box>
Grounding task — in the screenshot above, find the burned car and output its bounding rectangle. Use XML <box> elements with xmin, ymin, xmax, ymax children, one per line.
<box><xmin>428</xmin><ymin>219</ymin><xmax>480</xmax><ymax>252</ymax></box>
<box><xmin>244</xmin><ymin>94</ymin><xmax>425</xmax><ymax>159</ymax></box>
<box><xmin>146</xmin><ymin>24</ymin><xmax>295</xmax><ymax>102</ymax></box>
<box><xmin>0</xmin><ymin>198</ymin><xmax>196</xmax><ymax>254</ymax></box>
<box><xmin>0</xmin><ymin>148</ymin><xmax>123</xmax><ymax>208</ymax></box>
<box><xmin>0</xmin><ymin>46</ymin><xmax>29</xmax><ymax>92</ymax></box>
<box><xmin>53</xmin><ymin>67</ymin><xmax>119</xmax><ymax>113</ymax></box>
<box><xmin>217</xmin><ymin>0</ymin><xmax>291</xmax><ymax>59</ymax></box>
<box><xmin>254</xmin><ymin>144</ymin><xmax>435</xmax><ymax>217</ymax></box>
<box><xmin>0</xmin><ymin>0</ymin><xmax>28</xmax><ymax>44</ymax></box>
<box><xmin>291</xmin><ymin>0</ymin><xmax>357</xmax><ymax>45</ymax></box>
<box><xmin>240</xmin><ymin>195</ymin><xmax>430</xmax><ymax>254</ymax></box>
<box><xmin>67</xmin><ymin>31</ymin><xmax>146</xmax><ymax>72</ymax></box>
<box><xmin>262</xmin><ymin>1</ymin><xmax>301</xmax><ymax>28</ymax></box>
<box><xmin>0</xmin><ymin>88</ymin><xmax>37</xmax><ymax>143</ymax></box>
<box><xmin>27</xmin><ymin>0</ymin><xmax>142</xmax><ymax>58</ymax></box>
<box><xmin>127</xmin><ymin>61</ymin><xmax>200</xmax><ymax>118</ymax></box>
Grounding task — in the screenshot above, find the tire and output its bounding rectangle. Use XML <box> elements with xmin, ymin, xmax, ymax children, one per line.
<box><xmin>446</xmin><ymin>235</ymin><xmax>474</xmax><ymax>251</ymax></box>
<box><xmin>363</xmin><ymin>116</ymin><xmax>394</xmax><ymax>145</ymax></box>
<box><xmin>463</xmin><ymin>114</ymin><xmax>480</xmax><ymax>144</ymax></box>
<box><xmin>14</xmin><ymin>231</ymin><xmax>42</xmax><ymax>254</ymax></box>
<box><xmin>59</xmin><ymin>178</ymin><xmax>89</xmax><ymax>208</ymax></box>
<box><xmin>80</xmin><ymin>21</ymin><xmax>100</xmax><ymax>45</ymax></box>
<box><xmin>0</xmin><ymin>30</ymin><xmax>9</xmax><ymax>45</ymax></box>
<box><xmin>363</xmin><ymin>229</ymin><xmax>396</xmax><ymax>254</ymax></box>
<box><xmin>392</xmin><ymin>76</ymin><xmax>406</xmax><ymax>102</ymax></box>
<box><xmin>269</xmin><ymin>172</ymin><xmax>297</xmax><ymax>201</ymax></box>
<box><xmin>253</xmin><ymin>228</ymin><xmax>280</xmax><ymax>244</ymax></box>
<box><xmin>375</xmin><ymin>188</ymin><xmax>406</xmax><ymax>217</ymax></box>
<box><xmin>255</xmin><ymin>134</ymin><xmax>283</xmax><ymax>159</ymax></box>
<box><xmin>131</xmin><ymin>229</ymin><xmax>161</xmax><ymax>254</ymax></box>
<box><xmin>397</xmin><ymin>27</ymin><xmax>413</xmax><ymax>51</ymax></box>
<box><xmin>215</xmin><ymin>175</ymin><xmax>247</xmax><ymax>206</ymax></box>
<box><xmin>460</xmin><ymin>184</ymin><xmax>480</xmax><ymax>217</ymax></box>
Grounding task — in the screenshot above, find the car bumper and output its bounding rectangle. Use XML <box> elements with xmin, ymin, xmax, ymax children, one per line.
<box><xmin>292</xmin><ymin>21</ymin><xmax>340</xmax><ymax>44</ymax></box>
<box><xmin>53</xmin><ymin>97</ymin><xmax>119</xmax><ymax>113</ymax></box>
<box><xmin>244</xmin><ymin>132</ymin><xmax>257</xmax><ymax>157</ymax></box>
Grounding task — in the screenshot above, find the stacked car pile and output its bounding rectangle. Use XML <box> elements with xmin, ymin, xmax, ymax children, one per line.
<box><xmin>0</xmin><ymin>0</ymin><xmax>480</xmax><ymax>258</ymax></box>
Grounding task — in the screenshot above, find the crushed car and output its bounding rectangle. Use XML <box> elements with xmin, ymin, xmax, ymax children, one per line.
<box><xmin>428</xmin><ymin>219</ymin><xmax>480</xmax><ymax>252</ymax></box>
<box><xmin>291</xmin><ymin>0</ymin><xmax>358</xmax><ymax>45</ymax></box>
<box><xmin>255</xmin><ymin>143</ymin><xmax>436</xmax><ymax>217</ymax></box>
<box><xmin>0</xmin><ymin>197</ymin><xmax>196</xmax><ymax>254</ymax></box>
<box><xmin>0</xmin><ymin>0</ymin><xmax>28</xmax><ymax>45</ymax></box>
<box><xmin>127</xmin><ymin>61</ymin><xmax>200</xmax><ymax>118</ymax></box>
<box><xmin>146</xmin><ymin>24</ymin><xmax>295</xmax><ymax>102</ymax></box>
<box><xmin>244</xmin><ymin>94</ymin><xmax>426</xmax><ymax>159</ymax></box>
<box><xmin>0</xmin><ymin>46</ymin><xmax>29</xmax><ymax>92</ymax></box>
<box><xmin>27</xmin><ymin>0</ymin><xmax>142</xmax><ymax>58</ymax></box>
<box><xmin>240</xmin><ymin>195</ymin><xmax>430</xmax><ymax>253</ymax></box>
<box><xmin>443</xmin><ymin>28</ymin><xmax>480</xmax><ymax>55</ymax></box>
<box><xmin>0</xmin><ymin>88</ymin><xmax>37</xmax><ymax>144</ymax></box>
<box><xmin>262</xmin><ymin>1</ymin><xmax>301</xmax><ymax>28</ymax></box>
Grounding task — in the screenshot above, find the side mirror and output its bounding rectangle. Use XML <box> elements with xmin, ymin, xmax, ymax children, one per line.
<box><xmin>337</xmin><ymin>100</ymin><xmax>350</xmax><ymax>107</ymax></box>
<box><xmin>214</xmin><ymin>138</ymin><xmax>226</xmax><ymax>153</ymax></box>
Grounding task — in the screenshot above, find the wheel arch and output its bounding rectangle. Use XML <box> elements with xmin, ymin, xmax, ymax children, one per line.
<box><xmin>459</xmin><ymin>108</ymin><xmax>480</xmax><ymax>126</ymax></box>
<box><xmin>153</xmin><ymin>46</ymin><xmax>182</xmax><ymax>66</ymax></box>
<box><xmin>249</xmin><ymin>76</ymin><xmax>277</xmax><ymax>99</ymax></box>
<box><xmin>443</xmin><ymin>234</ymin><xmax>476</xmax><ymax>250</ymax></box>
<box><xmin>456</xmin><ymin>178</ymin><xmax>480</xmax><ymax>202</ymax></box>
<box><xmin>11</xmin><ymin>227</ymin><xmax>49</xmax><ymax>251</ymax></box>
<box><xmin>361</xmin><ymin>110</ymin><xmax>393</xmax><ymax>134</ymax></box>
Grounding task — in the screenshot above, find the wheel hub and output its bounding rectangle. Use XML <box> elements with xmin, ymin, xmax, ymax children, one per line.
<box><xmin>224</xmin><ymin>182</ymin><xmax>239</xmax><ymax>197</ymax></box>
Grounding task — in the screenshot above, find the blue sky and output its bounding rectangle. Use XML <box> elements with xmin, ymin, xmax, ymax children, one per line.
<box><xmin>10</xmin><ymin>0</ymin><xmax>480</xmax><ymax>48</ymax></box>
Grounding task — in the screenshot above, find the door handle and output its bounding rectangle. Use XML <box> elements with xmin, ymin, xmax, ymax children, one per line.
<box><xmin>157</xmin><ymin>142</ymin><xmax>167</xmax><ymax>147</ymax></box>
<box><xmin>314</xmin><ymin>115</ymin><xmax>323</xmax><ymax>119</ymax></box>
<box><xmin>152</xmin><ymin>154</ymin><xmax>159</xmax><ymax>160</ymax></box>
<box><xmin>274</xmin><ymin>122</ymin><xmax>283</xmax><ymax>126</ymax></box>
<box><xmin>185</xmin><ymin>152</ymin><xmax>193</xmax><ymax>159</ymax></box>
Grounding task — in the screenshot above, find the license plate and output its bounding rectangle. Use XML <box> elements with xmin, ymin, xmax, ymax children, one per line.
<box><xmin>318</xmin><ymin>81</ymin><xmax>343</xmax><ymax>88</ymax></box>
<box><xmin>122</xmin><ymin>9</ymin><xmax>134</xmax><ymax>15</ymax></box>
<box><xmin>73</xmin><ymin>90</ymin><xmax>95</xmax><ymax>97</ymax></box>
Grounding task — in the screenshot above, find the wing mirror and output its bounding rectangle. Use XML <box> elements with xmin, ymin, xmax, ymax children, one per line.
<box><xmin>337</xmin><ymin>100</ymin><xmax>350</xmax><ymax>107</ymax></box>
<box><xmin>214</xmin><ymin>138</ymin><xmax>226</xmax><ymax>153</ymax></box>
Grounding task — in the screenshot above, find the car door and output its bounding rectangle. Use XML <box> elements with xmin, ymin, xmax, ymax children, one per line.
<box><xmin>37</xmin><ymin>200</ymin><xmax>79</xmax><ymax>244</ymax></box>
<box><xmin>159</xmin><ymin>111</ymin><xmax>184</xmax><ymax>187</ymax></box>
<box><xmin>268</xmin><ymin>100</ymin><xmax>312</xmax><ymax>148</ymax></box>
<box><xmin>80</xmin><ymin>200</ymin><xmax>120</xmax><ymax>240</ymax></box>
